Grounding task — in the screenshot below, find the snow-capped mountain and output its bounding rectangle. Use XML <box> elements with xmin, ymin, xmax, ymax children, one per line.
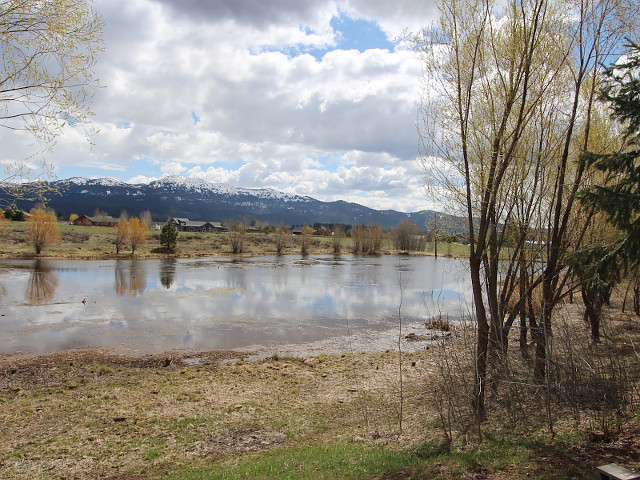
<box><xmin>3</xmin><ymin>176</ymin><xmax>453</xmax><ymax>229</ymax></box>
<box><xmin>148</xmin><ymin>176</ymin><xmax>307</xmax><ymax>202</ymax></box>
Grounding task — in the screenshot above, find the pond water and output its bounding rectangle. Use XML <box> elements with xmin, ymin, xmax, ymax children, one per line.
<box><xmin>0</xmin><ymin>255</ymin><xmax>472</xmax><ymax>355</ymax></box>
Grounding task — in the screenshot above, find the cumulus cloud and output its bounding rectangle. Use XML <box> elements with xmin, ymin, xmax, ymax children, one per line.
<box><xmin>152</xmin><ymin>0</ymin><xmax>439</xmax><ymax>40</ymax></box>
<box><xmin>342</xmin><ymin>0</ymin><xmax>439</xmax><ymax>39</ymax></box>
<box><xmin>128</xmin><ymin>174</ymin><xmax>159</xmax><ymax>184</ymax></box>
<box><xmin>0</xmin><ymin>0</ymin><xmax>441</xmax><ymax>212</ymax></box>
<box><xmin>153</xmin><ymin>0</ymin><xmax>337</xmax><ymax>30</ymax></box>
<box><xmin>160</xmin><ymin>161</ymin><xmax>187</xmax><ymax>176</ymax></box>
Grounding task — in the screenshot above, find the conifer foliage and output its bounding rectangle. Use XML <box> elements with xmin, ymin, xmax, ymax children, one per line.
<box><xmin>160</xmin><ymin>221</ymin><xmax>178</xmax><ymax>252</ymax></box>
<box><xmin>569</xmin><ymin>42</ymin><xmax>640</xmax><ymax>338</ymax></box>
<box><xmin>579</xmin><ymin>42</ymin><xmax>640</xmax><ymax>264</ymax></box>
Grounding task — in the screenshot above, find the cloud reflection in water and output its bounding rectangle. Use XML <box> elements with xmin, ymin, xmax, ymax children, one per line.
<box><xmin>0</xmin><ymin>255</ymin><xmax>471</xmax><ymax>354</ymax></box>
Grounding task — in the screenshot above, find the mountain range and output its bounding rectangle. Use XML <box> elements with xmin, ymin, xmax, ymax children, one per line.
<box><xmin>2</xmin><ymin>176</ymin><xmax>461</xmax><ymax>230</ymax></box>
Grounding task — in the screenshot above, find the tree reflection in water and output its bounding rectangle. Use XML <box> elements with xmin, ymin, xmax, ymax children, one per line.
<box><xmin>25</xmin><ymin>259</ymin><xmax>59</xmax><ymax>304</ymax></box>
<box><xmin>114</xmin><ymin>260</ymin><xmax>147</xmax><ymax>296</ymax></box>
<box><xmin>160</xmin><ymin>258</ymin><xmax>176</xmax><ymax>289</ymax></box>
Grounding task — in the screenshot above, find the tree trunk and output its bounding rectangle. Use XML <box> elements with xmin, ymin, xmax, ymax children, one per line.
<box><xmin>470</xmin><ymin>257</ymin><xmax>488</xmax><ymax>422</ymax></box>
<box><xmin>519</xmin><ymin>250</ymin><xmax>529</xmax><ymax>359</ymax></box>
<box><xmin>530</xmin><ymin>317</ymin><xmax>546</xmax><ymax>384</ymax></box>
<box><xmin>581</xmin><ymin>287</ymin><xmax>601</xmax><ymax>342</ymax></box>
<box><xmin>519</xmin><ymin>315</ymin><xmax>528</xmax><ymax>359</ymax></box>
<box><xmin>529</xmin><ymin>287</ymin><xmax>549</xmax><ymax>384</ymax></box>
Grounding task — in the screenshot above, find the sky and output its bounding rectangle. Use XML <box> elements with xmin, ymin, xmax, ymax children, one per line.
<box><xmin>1</xmin><ymin>0</ymin><xmax>441</xmax><ymax>213</ymax></box>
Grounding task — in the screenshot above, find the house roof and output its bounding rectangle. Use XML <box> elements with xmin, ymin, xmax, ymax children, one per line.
<box><xmin>81</xmin><ymin>215</ymin><xmax>118</xmax><ymax>223</ymax></box>
<box><xmin>171</xmin><ymin>218</ymin><xmax>225</xmax><ymax>229</ymax></box>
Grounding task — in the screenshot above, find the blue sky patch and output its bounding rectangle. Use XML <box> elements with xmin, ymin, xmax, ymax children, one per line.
<box><xmin>315</xmin><ymin>153</ymin><xmax>343</xmax><ymax>173</ymax></box>
<box><xmin>331</xmin><ymin>14</ymin><xmax>394</xmax><ymax>53</ymax></box>
<box><xmin>255</xmin><ymin>13</ymin><xmax>394</xmax><ymax>61</ymax></box>
<box><xmin>208</xmin><ymin>158</ymin><xmax>247</xmax><ymax>170</ymax></box>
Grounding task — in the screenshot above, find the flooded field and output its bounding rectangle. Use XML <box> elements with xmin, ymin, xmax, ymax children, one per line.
<box><xmin>0</xmin><ymin>255</ymin><xmax>471</xmax><ymax>355</ymax></box>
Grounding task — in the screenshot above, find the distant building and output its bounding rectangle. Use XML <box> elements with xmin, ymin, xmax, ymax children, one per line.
<box><xmin>73</xmin><ymin>215</ymin><xmax>119</xmax><ymax>227</ymax></box>
<box><xmin>170</xmin><ymin>217</ymin><xmax>228</xmax><ymax>233</ymax></box>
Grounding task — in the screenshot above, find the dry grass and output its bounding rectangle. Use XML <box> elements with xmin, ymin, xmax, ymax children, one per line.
<box><xmin>0</xmin><ymin>221</ymin><xmax>471</xmax><ymax>259</ymax></box>
<box><xmin>0</xmin><ymin>347</ymin><xmax>442</xmax><ymax>479</ymax></box>
<box><xmin>0</xmin><ymin>222</ymin><xmax>346</xmax><ymax>258</ymax></box>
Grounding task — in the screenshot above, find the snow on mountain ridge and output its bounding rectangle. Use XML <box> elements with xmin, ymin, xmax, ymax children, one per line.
<box><xmin>66</xmin><ymin>177</ymin><xmax>126</xmax><ymax>187</ymax></box>
<box><xmin>93</xmin><ymin>178</ymin><xmax>126</xmax><ymax>187</ymax></box>
<box><xmin>149</xmin><ymin>176</ymin><xmax>311</xmax><ymax>202</ymax></box>
<box><xmin>67</xmin><ymin>177</ymin><xmax>87</xmax><ymax>185</ymax></box>
<box><xmin>58</xmin><ymin>176</ymin><xmax>313</xmax><ymax>203</ymax></box>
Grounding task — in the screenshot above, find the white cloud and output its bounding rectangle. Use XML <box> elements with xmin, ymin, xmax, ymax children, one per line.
<box><xmin>0</xmin><ymin>0</ymin><xmax>441</xmax><ymax>213</ymax></box>
<box><xmin>127</xmin><ymin>174</ymin><xmax>158</xmax><ymax>184</ymax></box>
<box><xmin>342</xmin><ymin>0</ymin><xmax>439</xmax><ymax>39</ymax></box>
<box><xmin>160</xmin><ymin>162</ymin><xmax>187</xmax><ymax>176</ymax></box>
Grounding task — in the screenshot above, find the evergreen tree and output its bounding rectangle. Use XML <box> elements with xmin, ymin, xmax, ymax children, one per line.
<box><xmin>160</xmin><ymin>221</ymin><xmax>178</xmax><ymax>252</ymax></box>
<box><xmin>580</xmin><ymin>42</ymin><xmax>640</xmax><ymax>261</ymax></box>
<box><xmin>569</xmin><ymin>42</ymin><xmax>640</xmax><ymax>338</ymax></box>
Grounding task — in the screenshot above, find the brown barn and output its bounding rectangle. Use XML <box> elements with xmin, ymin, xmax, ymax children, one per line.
<box><xmin>73</xmin><ymin>215</ymin><xmax>119</xmax><ymax>227</ymax></box>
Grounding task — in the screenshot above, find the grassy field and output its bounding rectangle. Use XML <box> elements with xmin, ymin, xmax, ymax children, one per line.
<box><xmin>0</xmin><ymin>221</ymin><xmax>471</xmax><ymax>259</ymax></box>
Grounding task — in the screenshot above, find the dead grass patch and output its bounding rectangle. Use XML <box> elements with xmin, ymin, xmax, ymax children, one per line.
<box><xmin>0</xmin><ymin>346</ymin><xmax>442</xmax><ymax>479</ymax></box>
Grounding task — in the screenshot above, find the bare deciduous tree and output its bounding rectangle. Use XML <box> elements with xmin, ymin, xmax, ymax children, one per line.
<box><xmin>332</xmin><ymin>224</ymin><xmax>345</xmax><ymax>254</ymax></box>
<box><xmin>300</xmin><ymin>224</ymin><xmax>313</xmax><ymax>255</ymax></box>
<box><xmin>351</xmin><ymin>225</ymin><xmax>364</xmax><ymax>254</ymax></box>
<box><xmin>128</xmin><ymin>217</ymin><xmax>148</xmax><ymax>255</ymax></box>
<box><xmin>351</xmin><ymin>223</ymin><xmax>385</xmax><ymax>255</ymax></box>
<box><xmin>416</xmin><ymin>0</ymin><xmax>637</xmax><ymax>419</ymax></box>
<box><xmin>393</xmin><ymin>219</ymin><xmax>425</xmax><ymax>252</ymax></box>
<box><xmin>274</xmin><ymin>222</ymin><xmax>289</xmax><ymax>255</ymax></box>
<box><xmin>140</xmin><ymin>210</ymin><xmax>153</xmax><ymax>228</ymax></box>
<box><xmin>1</xmin><ymin>0</ymin><xmax>103</xmax><ymax>205</ymax></box>
<box><xmin>114</xmin><ymin>218</ymin><xmax>129</xmax><ymax>256</ymax></box>
<box><xmin>27</xmin><ymin>207</ymin><xmax>60</xmax><ymax>254</ymax></box>
<box><xmin>229</xmin><ymin>221</ymin><xmax>246</xmax><ymax>254</ymax></box>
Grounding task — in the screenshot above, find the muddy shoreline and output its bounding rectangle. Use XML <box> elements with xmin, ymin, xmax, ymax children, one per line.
<box><xmin>0</xmin><ymin>319</ymin><xmax>454</xmax><ymax>369</ymax></box>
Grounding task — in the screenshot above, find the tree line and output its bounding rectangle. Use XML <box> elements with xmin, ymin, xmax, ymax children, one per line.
<box><xmin>1</xmin><ymin>209</ymin><xmax>468</xmax><ymax>258</ymax></box>
<box><xmin>416</xmin><ymin>0</ymin><xmax>639</xmax><ymax>425</ymax></box>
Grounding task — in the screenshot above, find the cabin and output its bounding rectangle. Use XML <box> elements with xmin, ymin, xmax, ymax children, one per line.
<box><xmin>171</xmin><ymin>218</ymin><xmax>189</xmax><ymax>230</ymax></box>
<box><xmin>73</xmin><ymin>215</ymin><xmax>119</xmax><ymax>227</ymax></box>
<box><xmin>170</xmin><ymin>218</ymin><xmax>227</xmax><ymax>233</ymax></box>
